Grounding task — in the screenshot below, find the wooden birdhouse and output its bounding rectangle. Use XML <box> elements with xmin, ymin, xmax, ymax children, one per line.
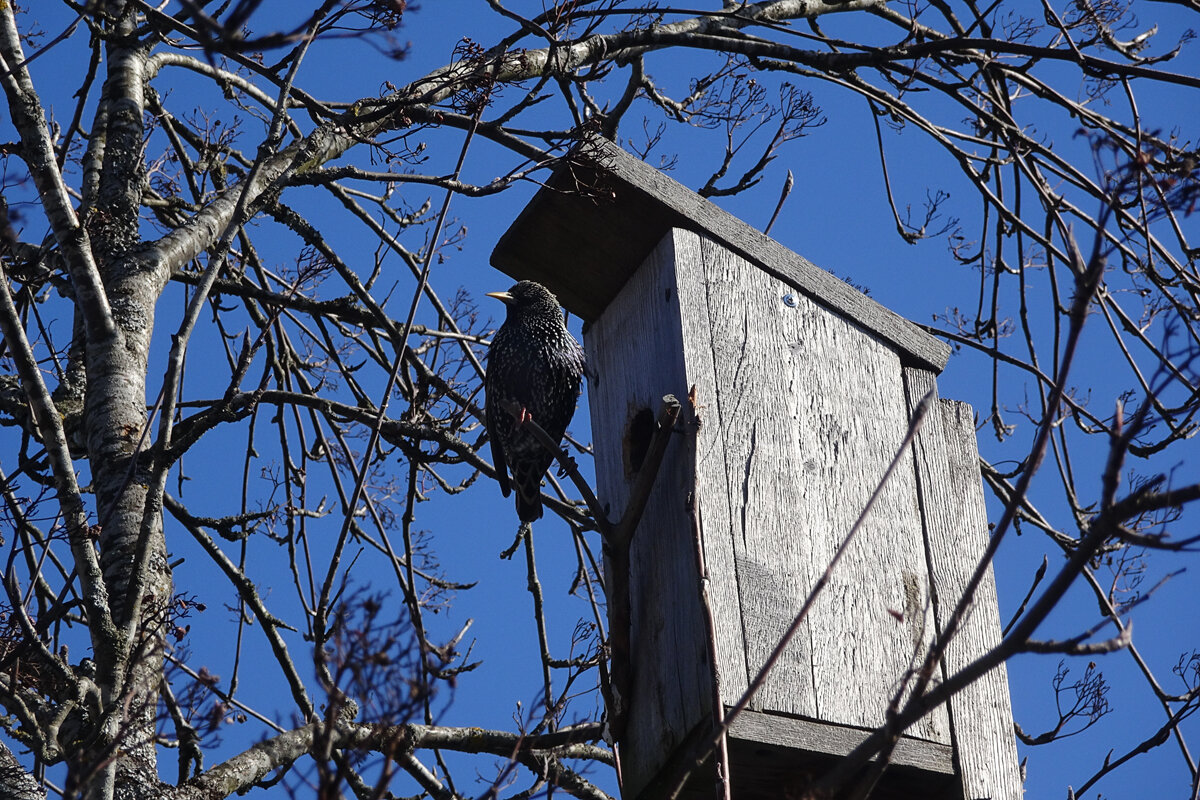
<box><xmin>492</xmin><ymin>135</ymin><xmax>1022</xmax><ymax>800</ymax></box>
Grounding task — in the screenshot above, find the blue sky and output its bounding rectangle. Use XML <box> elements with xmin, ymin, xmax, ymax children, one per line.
<box><xmin>8</xmin><ymin>1</ymin><xmax>1200</xmax><ymax>797</ymax></box>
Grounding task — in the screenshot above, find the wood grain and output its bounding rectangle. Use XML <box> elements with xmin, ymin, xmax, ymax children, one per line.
<box><xmin>584</xmin><ymin>231</ymin><xmax>714</xmax><ymax>798</ymax></box>
<box><xmin>906</xmin><ymin>368</ymin><xmax>1023</xmax><ymax>799</ymax></box>
<box><xmin>729</xmin><ymin>709</ymin><xmax>955</xmax><ymax>774</ymax></box>
<box><xmin>673</xmin><ymin>230</ymin><xmax>752</xmax><ymax>705</ymax></box>
<box><xmin>695</xmin><ymin>234</ymin><xmax>949</xmax><ymax>744</ymax></box>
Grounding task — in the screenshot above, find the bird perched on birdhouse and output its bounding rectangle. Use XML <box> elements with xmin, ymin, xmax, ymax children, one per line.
<box><xmin>485</xmin><ymin>280</ymin><xmax>586</xmax><ymax>522</ymax></box>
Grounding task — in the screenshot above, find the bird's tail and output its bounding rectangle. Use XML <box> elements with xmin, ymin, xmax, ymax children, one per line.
<box><xmin>513</xmin><ymin>464</ymin><xmax>545</xmax><ymax>522</ymax></box>
<box><xmin>516</xmin><ymin>493</ymin><xmax>543</xmax><ymax>523</ymax></box>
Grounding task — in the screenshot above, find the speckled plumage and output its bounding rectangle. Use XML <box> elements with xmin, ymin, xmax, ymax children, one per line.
<box><xmin>485</xmin><ymin>281</ymin><xmax>585</xmax><ymax>522</ymax></box>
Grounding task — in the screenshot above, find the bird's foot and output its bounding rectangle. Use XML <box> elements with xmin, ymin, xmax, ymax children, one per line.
<box><xmin>500</xmin><ymin>399</ymin><xmax>533</xmax><ymax>426</ymax></box>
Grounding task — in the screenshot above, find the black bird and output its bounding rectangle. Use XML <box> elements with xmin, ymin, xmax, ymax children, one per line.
<box><xmin>485</xmin><ymin>281</ymin><xmax>585</xmax><ymax>522</ymax></box>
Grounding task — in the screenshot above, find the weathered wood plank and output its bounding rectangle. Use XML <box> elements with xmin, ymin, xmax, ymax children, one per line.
<box><xmin>728</xmin><ymin>710</ymin><xmax>955</xmax><ymax>774</ymax></box>
<box><xmin>692</xmin><ymin>233</ymin><xmax>818</xmax><ymax>720</ymax></box>
<box><xmin>719</xmin><ymin>711</ymin><xmax>960</xmax><ymax>800</ymax></box>
<box><xmin>491</xmin><ymin>135</ymin><xmax>951</xmax><ymax>372</ymax></box>
<box><xmin>697</xmin><ymin>235</ymin><xmax>950</xmax><ymax>744</ymax></box>
<box><xmin>905</xmin><ymin>368</ymin><xmax>1023</xmax><ymax>800</ymax></box>
<box><xmin>583</xmin><ymin>231</ymin><xmax>717</xmax><ymax>798</ymax></box>
<box><xmin>672</xmin><ymin>229</ymin><xmax>751</xmax><ymax>705</ymax></box>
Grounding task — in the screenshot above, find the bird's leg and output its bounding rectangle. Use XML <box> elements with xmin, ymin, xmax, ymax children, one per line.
<box><xmin>501</xmin><ymin>399</ymin><xmax>533</xmax><ymax>426</ymax></box>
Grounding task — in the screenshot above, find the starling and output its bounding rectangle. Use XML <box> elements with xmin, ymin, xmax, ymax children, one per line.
<box><xmin>485</xmin><ymin>280</ymin><xmax>585</xmax><ymax>522</ymax></box>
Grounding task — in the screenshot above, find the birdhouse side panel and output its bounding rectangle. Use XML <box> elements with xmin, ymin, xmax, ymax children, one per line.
<box><xmin>584</xmin><ymin>232</ymin><xmax>720</xmax><ymax>797</ymax></box>
<box><xmin>905</xmin><ymin>369</ymin><xmax>1023</xmax><ymax>799</ymax></box>
<box><xmin>693</xmin><ymin>234</ymin><xmax>950</xmax><ymax>744</ymax></box>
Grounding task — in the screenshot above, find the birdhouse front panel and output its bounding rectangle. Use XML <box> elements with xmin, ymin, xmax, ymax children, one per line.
<box><xmin>673</xmin><ymin>229</ymin><xmax>951</xmax><ymax>744</ymax></box>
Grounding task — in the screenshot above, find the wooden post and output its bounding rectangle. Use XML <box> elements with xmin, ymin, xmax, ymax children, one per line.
<box><xmin>493</xmin><ymin>135</ymin><xmax>1022</xmax><ymax>800</ymax></box>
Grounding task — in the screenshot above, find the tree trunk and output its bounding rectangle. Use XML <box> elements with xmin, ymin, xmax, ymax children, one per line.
<box><xmin>72</xmin><ymin>4</ymin><xmax>172</xmax><ymax>796</ymax></box>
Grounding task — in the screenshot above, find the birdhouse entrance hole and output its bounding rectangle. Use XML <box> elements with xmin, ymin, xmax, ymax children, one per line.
<box><xmin>624</xmin><ymin>407</ymin><xmax>655</xmax><ymax>477</ymax></box>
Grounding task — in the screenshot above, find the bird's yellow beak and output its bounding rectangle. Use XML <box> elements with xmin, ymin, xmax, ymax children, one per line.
<box><xmin>486</xmin><ymin>291</ymin><xmax>515</xmax><ymax>305</ymax></box>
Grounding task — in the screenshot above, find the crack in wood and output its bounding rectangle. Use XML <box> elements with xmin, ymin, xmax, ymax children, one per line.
<box><xmin>741</xmin><ymin>419</ymin><xmax>757</xmax><ymax>549</ymax></box>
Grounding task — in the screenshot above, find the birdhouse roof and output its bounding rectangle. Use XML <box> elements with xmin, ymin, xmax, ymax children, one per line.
<box><xmin>491</xmin><ymin>134</ymin><xmax>950</xmax><ymax>372</ymax></box>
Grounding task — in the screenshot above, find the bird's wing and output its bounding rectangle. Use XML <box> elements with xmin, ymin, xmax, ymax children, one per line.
<box><xmin>485</xmin><ymin>378</ymin><xmax>512</xmax><ymax>498</ymax></box>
